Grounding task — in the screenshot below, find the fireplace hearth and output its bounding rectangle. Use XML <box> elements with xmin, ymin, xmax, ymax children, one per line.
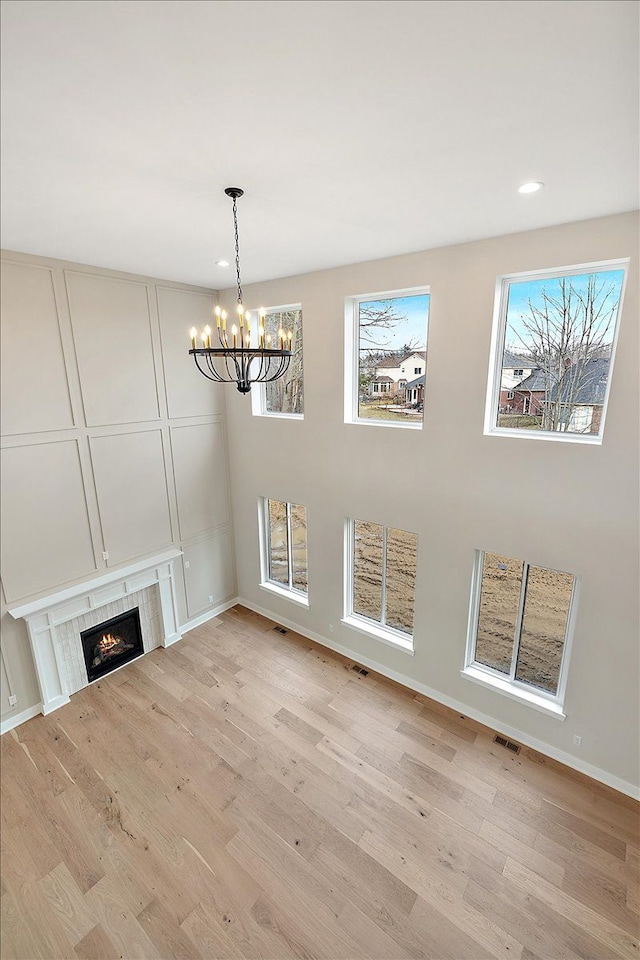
<box><xmin>81</xmin><ymin>608</ymin><xmax>143</xmax><ymax>683</ymax></box>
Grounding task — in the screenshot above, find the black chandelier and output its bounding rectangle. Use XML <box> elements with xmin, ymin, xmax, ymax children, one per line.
<box><xmin>188</xmin><ymin>187</ymin><xmax>292</xmax><ymax>393</ymax></box>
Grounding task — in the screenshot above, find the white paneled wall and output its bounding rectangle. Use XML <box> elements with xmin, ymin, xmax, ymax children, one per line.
<box><xmin>0</xmin><ymin>251</ymin><xmax>237</xmax><ymax>725</ymax></box>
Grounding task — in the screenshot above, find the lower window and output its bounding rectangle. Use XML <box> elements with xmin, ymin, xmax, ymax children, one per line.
<box><xmin>344</xmin><ymin>518</ymin><xmax>418</xmax><ymax>651</ymax></box>
<box><xmin>260</xmin><ymin>498</ymin><xmax>308</xmax><ymax>602</ymax></box>
<box><xmin>465</xmin><ymin>550</ymin><xmax>577</xmax><ymax>711</ymax></box>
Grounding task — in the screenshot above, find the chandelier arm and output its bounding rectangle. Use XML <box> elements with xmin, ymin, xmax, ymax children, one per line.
<box><xmin>205</xmin><ymin>352</ymin><xmax>221</xmax><ymax>380</ymax></box>
<box><xmin>263</xmin><ymin>356</ymin><xmax>291</xmax><ymax>382</ymax></box>
<box><xmin>256</xmin><ymin>351</ymin><xmax>268</xmax><ymax>382</ymax></box>
<box><xmin>193</xmin><ymin>352</ymin><xmax>222</xmax><ymax>382</ymax></box>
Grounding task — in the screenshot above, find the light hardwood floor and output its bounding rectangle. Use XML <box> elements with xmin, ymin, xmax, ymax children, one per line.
<box><xmin>1</xmin><ymin>605</ymin><xmax>638</xmax><ymax>959</ymax></box>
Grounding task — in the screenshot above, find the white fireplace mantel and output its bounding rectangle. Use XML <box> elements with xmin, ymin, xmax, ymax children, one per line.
<box><xmin>8</xmin><ymin>549</ymin><xmax>183</xmax><ymax>715</ymax></box>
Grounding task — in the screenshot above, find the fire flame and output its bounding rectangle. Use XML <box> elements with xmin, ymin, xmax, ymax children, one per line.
<box><xmin>98</xmin><ymin>633</ymin><xmax>121</xmax><ymax>654</ymax></box>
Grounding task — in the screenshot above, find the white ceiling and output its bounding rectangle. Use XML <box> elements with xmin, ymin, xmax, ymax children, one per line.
<box><xmin>1</xmin><ymin>0</ymin><xmax>638</xmax><ymax>287</ymax></box>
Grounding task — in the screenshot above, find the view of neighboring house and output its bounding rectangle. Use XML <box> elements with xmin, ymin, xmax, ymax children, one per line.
<box><xmin>551</xmin><ymin>357</ymin><xmax>610</xmax><ymax>434</ymax></box>
<box><xmin>500</xmin><ymin>350</ymin><xmax>537</xmax><ymax>410</ymax></box>
<box><xmin>369</xmin><ymin>350</ymin><xmax>426</xmax><ymax>400</ymax></box>
<box><xmin>506</xmin><ymin>366</ymin><xmax>547</xmax><ymax>416</ymax></box>
<box><xmin>405</xmin><ymin>373</ymin><xmax>424</xmax><ymax>406</ymax></box>
<box><xmin>501</xmin><ymin>353</ymin><xmax>610</xmax><ymax>435</ymax></box>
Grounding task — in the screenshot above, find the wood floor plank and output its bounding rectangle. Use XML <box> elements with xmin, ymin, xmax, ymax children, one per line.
<box><xmin>137</xmin><ymin>896</ymin><xmax>204</xmax><ymax>959</ymax></box>
<box><xmin>73</xmin><ymin>923</ymin><xmax>121</xmax><ymax>960</ymax></box>
<box><xmin>1</xmin><ymin>604</ymin><xmax>637</xmax><ymax>960</ymax></box>
<box><xmin>38</xmin><ymin>861</ymin><xmax>98</xmax><ymax>946</ymax></box>
<box><xmin>503</xmin><ymin>857</ymin><xmax>640</xmax><ymax>958</ymax></box>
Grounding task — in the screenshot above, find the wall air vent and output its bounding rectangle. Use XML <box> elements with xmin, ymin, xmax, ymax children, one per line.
<box><xmin>493</xmin><ymin>734</ymin><xmax>521</xmax><ymax>754</ymax></box>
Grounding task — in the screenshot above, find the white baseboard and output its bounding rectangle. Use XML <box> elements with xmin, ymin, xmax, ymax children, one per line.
<box><xmin>1</xmin><ymin>704</ymin><xmax>42</xmax><ymax>736</ymax></box>
<box><xmin>238</xmin><ymin>596</ymin><xmax>640</xmax><ymax>802</ymax></box>
<box><xmin>180</xmin><ymin>597</ymin><xmax>239</xmax><ymax>634</ymax></box>
<box><xmin>4</xmin><ymin>596</ymin><xmax>638</xmax><ymax>801</ymax></box>
<box><xmin>0</xmin><ymin>598</ymin><xmax>239</xmax><ymax>737</ymax></box>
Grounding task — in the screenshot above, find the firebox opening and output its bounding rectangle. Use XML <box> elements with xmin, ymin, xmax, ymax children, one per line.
<box><xmin>81</xmin><ymin>607</ymin><xmax>144</xmax><ymax>683</ymax></box>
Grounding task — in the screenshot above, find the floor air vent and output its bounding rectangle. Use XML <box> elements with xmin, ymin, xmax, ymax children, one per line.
<box><xmin>273</xmin><ymin>625</ymin><xmax>288</xmax><ymax>635</ymax></box>
<box><xmin>494</xmin><ymin>734</ymin><xmax>521</xmax><ymax>754</ymax></box>
<box><xmin>351</xmin><ymin>664</ymin><xmax>369</xmax><ymax>676</ymax></box>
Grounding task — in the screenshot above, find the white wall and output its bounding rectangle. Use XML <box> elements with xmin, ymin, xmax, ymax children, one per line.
<box><xmin>0</xmin><ymin>251</ymin><xmax>236</xmax><ymax>727</ymax></box>
<box><xmin>222</xmin><ymin>212</ymin><xmax>639</xmax><ymax>794</ymax></box>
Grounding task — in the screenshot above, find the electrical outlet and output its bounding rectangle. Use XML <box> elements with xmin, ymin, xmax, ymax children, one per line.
<box><xmin>573</xmin><ymin>734</ymin><xmax>582</xmax><ymax>747</ymax></box>
<box><xmin>102</xmin><ymin>550</ymin><xmax>109</xmax><ymax>561</ymax></box>
<box><xmin>184</xmin><ymin>560</ymin><xmax>190</xmax><ymax>569</ymax></box>
<box><xmin>208</xmin><ymin>595</ymin><xmax>214</xmax><ymax>604</ymax></box>
<box><xmin>329</xmin><ymin>624</ymin><xmax>334</xmax><ymax>633</ymax></box>
<box><xmin>8</xmin><ymin>695</ymin><xmax>17</xmax><ymax>707</ymax></box>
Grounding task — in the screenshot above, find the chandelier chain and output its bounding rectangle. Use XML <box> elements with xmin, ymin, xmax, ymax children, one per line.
<box><xmin>232</xmin><ymin>195</ymin><xmax>243</xmax><ymax>305</ymax></box>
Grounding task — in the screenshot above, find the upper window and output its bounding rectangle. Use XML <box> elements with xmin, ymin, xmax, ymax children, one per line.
<box><xmin>345</xmin><ymin>289</ymin><xmax>429</xmax><ymax>428</ymax></box>
<box><xmin>486</xmin><ymin>261</ymin><xmax>627</xmax><ymax>443</ymax></box>
<box><xmin>464</xmin><ymin>550</ymin><xmax>577</xmax><ymax>716</ymax></box>
<box><xmin>259</xmin><ymin>498</ymin><xmax>308</xmax><ymax>604</ymax></box>
<box><xmin>343</xmin><ymin>518</ymin><xmax>418</xmax><ymax>652</ymax></box>
<box><xmin>252</xmin><ymin>305</ymin><xmax>304</xmax><ymax>418</ymax></box>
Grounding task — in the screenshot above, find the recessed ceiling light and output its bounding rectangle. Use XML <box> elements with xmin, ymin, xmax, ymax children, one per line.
<box><xmin>518</xmin><ymin>181</ymin><xmax>544</xmax><ymax>194</ymax></box>
<box><xmin>216</xmin><ymin>259</ymin><xmax>230</xmax><ymax>267</ymax></box>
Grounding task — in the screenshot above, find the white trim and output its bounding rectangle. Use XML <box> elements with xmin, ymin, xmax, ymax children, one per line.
<box><xmin>465</xmin><ymin>549</ymin><xmax>578</xmax><ymax>715</ymax></box>
<box><xmin>350</xmin><ymin>418</ymin><xmax>422</xmax><ymax>431</ymax></box>
<box><xmin>0</xmin><ymin>597</ymin><xmax>240</xmax><ymax>737</ymax></box>
<box><xmin>7</xmin><ymin>549</ymin><xmax>183</xmax><ymax>619</ymax></box>
<box><xmin>461</xmin><ymin>666</ymin><xmax>565</xmax><ymax>719</ymax></box>
<box><xmin>258</xmin><ymin>496</ymin><xmax>309</xmax><ymax>602</ymax></box>
<box><xmin>237</xmin><ymin>596</ymin><xmax>640</xmax><ymax>801</ymax></box>
<box><xmin>344</xmin><ymin>517</ymin><xmax>417</xmax><ymax>649</ymax></box>
<box><xmin>252</xmin><ymin>410</ymin><xmax>304</xmax><ymax>421</ymax></box>
<box><xmin>249</xmin><ymin>302</ymin><xmax>304</xmax><ymax>419</ymax></box>
<box><xmin>486</xmin><ymin>426</ymin><xmax>604</xmax><ymax>445</ymax></box>
<box><xmin>341</xmin><ymin>615</ymin><xmax>414</xmax><ymax>654</ymax></box>
<box><xmin>5</xmin><ymin>598</ymin><xmax>637</xmax><ymax>799</ymax></box>
<box><xmin>344</xmin><ymin>285</ymin><xmax>429</xmax><ymax>428</ymax></box>
<box><xmin>484</xmin><ymin>258</ymin><xmax>629</xmax><ymax>444</ymax></box>
<box><xmin>1</xmin><ymin>704</ymin><xmax>43</xmax><ymax>736</ymax></box>
<box><xmin>259</xmin><ymin>582</ymin><xmax>309</xmax><ymax>608</ymax></box>
<box><xmin>180</xmin><ymin>597</ymin><xmax>238</xmax><ymax>633</ymax></box>
<box><xmin>10</xmin><ymin>554</ymin><xmax>183</xmax><ymax>715</ymax></box>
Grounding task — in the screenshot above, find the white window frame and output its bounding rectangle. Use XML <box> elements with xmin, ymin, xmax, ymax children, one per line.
<box><xmin>484</xmin><ymin>259</ymin><xmax>629</xmax><ymax>445</ymax></box>
<box><xmin>342</xmin><ymin>518</ymin><xmax>415</xmax><ymax>654</ymax></box>
<box><xmin>344</xmin><ymin>285</ymin><xmax>429</xmax><ymax>430</ymax></box>
<box><xmin>251</xmin><ymin>302</ymin><xmax>304</xmax><ymax>420</ymax></box>
<box><xmin>462</xmin><ymin>550</ymin><xmax>580</xmax><ymax>718</ymax></box>
<box><xmin>257</xmin><ymin>498</ymin><xmax>309</xmax><ymax>607</ymax></box>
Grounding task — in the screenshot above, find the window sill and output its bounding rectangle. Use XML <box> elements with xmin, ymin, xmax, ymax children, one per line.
<box><xmin>255</xmin><ymin>412</ymin><xmax>304</xmax><ymax>421</ymax></box>
<box><xmin>461</xmin><ymin>666</ymin><xmax>566</xmax><ymax>719</ymax></box>
<box><xmin>348</xmin><ymin>418</ymin><xmax>423</xmax><ymax>430</ymax></box>
<box><xmin>341</xmin><ymin>615</ymin><xmax>414</xmax><ymax>655</ymax></box>
<box><xmin>259</xmin><ymin>582</ymin><xmax>309</xmax><ymax>608</ymax></box>
<box><xmin>484</xmin><ymin>426</ymin><xmax>602</xmax><ymax>445</ymax></box>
